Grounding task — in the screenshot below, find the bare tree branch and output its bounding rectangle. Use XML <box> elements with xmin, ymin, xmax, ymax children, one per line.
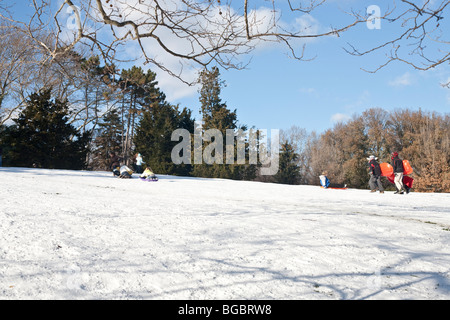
<box><xmin>1</xmin><ymin>0</ymin><xmax>448</xmax><ymax>86</ymax></box>
<box><xmin>0</xmin><ymin>0</ymin><xmax>373</xmax><ymax>85</ymax></box>
<box><xmin>346</xmin><ymin>0</ymin><xmax>450</xmax><ymax>72</ymax></box>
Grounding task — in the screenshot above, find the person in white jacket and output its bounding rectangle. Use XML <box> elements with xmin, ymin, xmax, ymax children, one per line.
<box><xmin>119</xmin><ymin>165</ymin><xmax>133</xmax><ymax>179</ymax></box>
<box><xmin>135</xmin><ymin>153</ymin><xmax>145</xmax><ymax>174</ymax></box>
<box><xmin>319</xmin><ymin>171</ymin><xmax>347</xmax><ymax>189</ymax></box>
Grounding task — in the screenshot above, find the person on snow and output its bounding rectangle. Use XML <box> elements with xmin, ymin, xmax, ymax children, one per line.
<box><xmin>109</xmin><ymin>152</ymin><xmax>122</xmax><ymax>176</ymax></box>
<box><xmin>140</xmin><ymin>167</ymin><xmax>158</xmax><ymax>181</ymax></box>
<box><xmin>119</xmin><ymin>164</ymin><xmax>133</xmax><ymax>179</ymax></box>
<box><xmin>391</xmin><ymin>152</ymin><xmax>406</xmax><ymax>194</ymax></box>
<box><xmin>319</xmin><ymin>172</ymin><xmax>346</xmax><ymax>189</ymax></box>
<box><xmin>135</xmin><ymin>153</ymin><xmax>145</xmax><ymax>174</ymax></box>
<box><xmin>319</xmin><ymin>172</ymin><xmax>330</xmax><ymax>188</ymax></box>
<box><xmin>367</xmin><ymin>155</ymin><xmax>384</xmax><ymax>193</ymax></box>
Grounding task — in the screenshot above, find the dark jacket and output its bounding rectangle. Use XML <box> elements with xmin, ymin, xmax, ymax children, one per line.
<box><xmin>110</xmin><ymin>154</ymin><xmax>122</xmax><ymax>170</ymax></box>
<box><xmin>369</xmin><ymin>159</ymin><xmax>382</xmax><ymax>176</ymax></box>
<box><xmin>391</xmin><ymin>156</ymin><xmax>404</xmax><ymax>173</ymax></box>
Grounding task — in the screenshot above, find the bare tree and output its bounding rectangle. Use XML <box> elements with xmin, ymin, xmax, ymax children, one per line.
<box><xmin>0</xmin><ymin>24</ymin><xmax>38</xmax><ymax>124</ymax></box>
<box><xmin>0</xmin><ymin>0</ymin><xmax>447</xmax><ymax>119</ymax></box>
<box><xmin>2</xmin><ymin>1</ymin><xmax>449</xmax><ymax>83</ymax></box>
<box><xmin>346</xmin><ymin>0</ymin><xmax>450</xmax><ymax>73</ymax></box>
<box><xmin>0</xmin><ymin>22</ymin><xmax>86</xmax><ymax>125</ymax></box>
<box><xmin>0</xmin><ymin>0</ymin><xmax>380</xmax><ymax>85</ymax></box>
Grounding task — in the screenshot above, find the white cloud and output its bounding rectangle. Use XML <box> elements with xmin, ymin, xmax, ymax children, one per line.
<box><xmin>85</xmin><ymin>2</ymin><xmax>326</xmax><ymax>102</ymax></box>
<box><xmin>331</xmin><ymin>113</ymin><xmax>351</xmax><ymax>123</ymax></box>
<box><xmin>156</xmin><ymin>71</ymin><xmax>199</xmax><ymax>102</ymax></box>
<box><xmin>293</xmin><ymin>14</ymin><xmax>321</xmax><ymax>36</ymax></box>
<box><xmin>117</xmin><ymin>3</ymin><xmax>324</xmax><ymax>102</ymax></box>
<box><xmin>388</xmin><ymin>72</ymin><xmax>414</xmax><ymax>87</ymax></box>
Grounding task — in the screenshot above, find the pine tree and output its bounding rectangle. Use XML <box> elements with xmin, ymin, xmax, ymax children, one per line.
<box><xmin>133</xmin><ymin>71</ymin><xmax>194</xmax><ymax>176</ymax></box>
<box><xmin>274</xmin><ymin>141</ymin><xmax>300</xmax><ymax>185</ymax></box>
<box><xmin>198</xmin><ymin>67</ymin><xmax>237</xmax><ymax>132</ymax></box>
<box><xmin>2</xmin><ymin>88</ymin><xmax>90</xmax><ymax>169</ymax></box>
<box><xmin>91</xmin><ymin>109</ymin><xmax>123</xmax><ymax>170</ymax></box>
<box><xmin>75</xmin><ymin>55</ymin><xmax>117</xmax><ymax>167</ymax></box>
<box><xmin>118</xmin><ymin>66</ymin><xmax>158</xmax><ymax>163</ymax></box>
<box><xmin>135</xmin><ymin>103</ymin><xmax>194</xmax><ymax>175</ymax></box>
<box><xmin>0</xmin><ymin>124</ymin><xmax>5</xmax><ymax>166</ymax></box>
<box><xmin>193</xmin><ymin>67</ymin><xmax>256</xmax><ymax>179</ymax></box>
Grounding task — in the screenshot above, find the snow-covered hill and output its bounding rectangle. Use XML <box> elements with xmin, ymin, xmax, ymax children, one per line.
<box><xmin>1</xmin><ymin>167</ymin><xmax>449</xmax><ymax>299</ymax></box>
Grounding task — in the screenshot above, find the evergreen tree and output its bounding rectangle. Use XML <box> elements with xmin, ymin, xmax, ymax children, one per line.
<box><xmin>76</xmin><ymin>55</ymin><xmax>114</xmax><ymax>133</ymax></box>
<box><xmin>135</xmin><ymin>103</ymin><xmax>194</xmax><ymax>175</ymax></box>
<box><xmin>198</xmin><ymin>67</ymin><xmax>237</xmax><ymax>132</ymax></box>
<box><xmin>118</xmin><ymin>66</ymin><xmax>157</xmax><ymax>162</ymax></box>
<box><xmin>75</xmin><ymin>55</ymin><xmax>117</xmax><ymax>167</ymax></box>
<box><xmin>0</xmin><ymin>124</ymin><xmax>5</xmax><ymax>166</ymax></box>
<box><xmin>274</xmin><ymin>141</ymin><xmax>300</xmax><ymax>185</ymax></box>
<box><xmin>2</xmin><ymin>88</ymin><xmax>90</xmax><ymax>169</ymax></box>
<box><xmin>133</xmin><ymin>70</ymin><xmax>194</xmax><ymax>175</ymax></box>
<box><xmin>193</xmin><ymin>67</ymin><xmax>255</xmax><ymax>179</ymax></box>
<box><xmin>91</xmin><ymin>109</ymin><xmax>123</xmax><ymax>170</ymax></box>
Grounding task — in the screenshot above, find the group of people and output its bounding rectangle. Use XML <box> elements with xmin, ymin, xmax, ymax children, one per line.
<box><xmin>320</xmin><ymin>152</ymin><xmax>411</xmax><ymax>194</ymax></box>
<box><xmin>109</xmin><ymin>152</ymin><xmax>157</xmax><ymax>181</ymax></box>
<box><xmin>111</xmin><ymin>150</ymin><xmax>410</xmax><ymax>192</ymax></box>
<box><xmin>109</xmin><ymin>152</ymin><xmax>133</xmax><ymax>178</ymax></box>
<box><xmin>367</xmin><ymin>152</ymin><xmax>410</xmax><ymax>194</ymax></box>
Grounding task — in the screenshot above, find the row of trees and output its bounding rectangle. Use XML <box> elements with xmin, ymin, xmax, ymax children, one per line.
<box><xmin>0</xmin><ymin>63</ymin><xmax>260</xmax><ymax>180</ymax></box>
<box><xmin>0</xmin><ymin>54</ymin><xmax>448</xmax><ymax>192</ymax></box>
<box><xmin>278</xmin><ymin>109</ymin><xmax>450</xmax><ymax>193</ymax></box>
<box><xmin>1</xmin><ymin>1</ymin><xmax>449</xmax><ymax>192</ymax></box>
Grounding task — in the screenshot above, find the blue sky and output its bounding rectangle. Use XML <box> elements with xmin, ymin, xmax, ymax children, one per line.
<box><xmin>12</xmin><ymin>1</ymin><xmax>450</xmax><ymax>134</ymax></box>
<box><xmin>161</xmin><ymin>1</ymin><xmax>450</xmax><ymax>134</ymax></box>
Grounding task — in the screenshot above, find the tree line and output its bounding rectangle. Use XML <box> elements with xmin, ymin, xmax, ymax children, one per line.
<box><xmin>0</xmin><ymin>50</ymin><xmax>448</xmax><ymax>192</ymax></box>
<box><xmin>278</xmin><ymin>109</ymin><xmax>450</xmax><ymax>193</ymax></box>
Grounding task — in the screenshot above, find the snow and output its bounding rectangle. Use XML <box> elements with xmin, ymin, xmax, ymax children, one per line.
<box><xmin>1</xmin><ymin>167</ymin><xmax>449</xmax><ymax>300</ymax></box>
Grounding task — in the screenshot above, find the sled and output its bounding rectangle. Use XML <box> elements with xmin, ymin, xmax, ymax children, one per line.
<box><xmin>320</xmin><ymin>186</ymin><xmax>348</xmax><ymax>190</ymax></box>
<box><xmin>380</xmin><ymin>163</ymin><xmax>394</xmax><ymax>177</ymax></box>
<box><xmin>387</xmin><ymin>174</ymin><xmax>414</xmax><ymax>188</ymax></box>
<box><xmin>140</xmin><ymin>177</ymin><xmax>158</xmax><ymax>182</ymax></box>
<box><xmin>403</xmin><ymin>160</ymin><xmax>413</xmax><ymax>175</ymax></box>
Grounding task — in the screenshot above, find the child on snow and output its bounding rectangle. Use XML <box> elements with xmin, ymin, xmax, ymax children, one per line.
<box><xmin>135</xmin><ymin>153</ymin><xmax>145</xmax><ymax>174</ymax></box>
<box><xmin>119</xmin><ymin>165</ymin><xmax>133</xmax><ymax>179</ymax></box>
<box><xmin>319</xmin><ymin>172</ymin><xmax>346</xmax><ymax>189</ymax></box>
<box><xmin>140</xmin><ymin>167</ymin><xmax>158</xmax><ymax>181</ymax></box>
<box><xmin>319</xmin><ymin>173</ymin><xmax>330</xmax><ymax>188</ymax></box>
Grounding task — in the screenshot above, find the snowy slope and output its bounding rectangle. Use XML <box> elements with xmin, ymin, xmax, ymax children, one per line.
<box><xmin>0</xmin><ymin>167</ymin><xmax>449</xmax><ymax>300</ymax></box>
